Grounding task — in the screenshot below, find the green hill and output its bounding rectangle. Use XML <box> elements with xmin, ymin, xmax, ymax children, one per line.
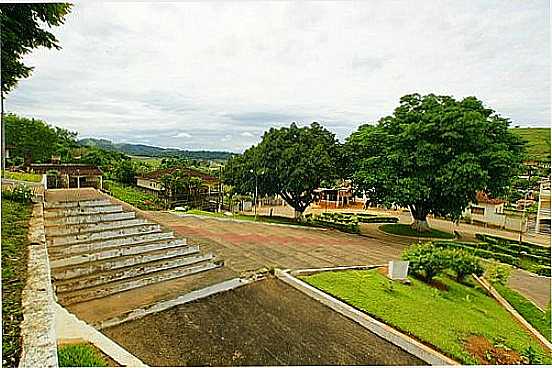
<box><xmin>78</xmin><ymin>138</ymin><xmax>233</xmax><ymax>161</ymax></box>
<box><xmin>511</xmin><ymin>128</ymin><xmax>550</xmax><ymax>162</ymax></box>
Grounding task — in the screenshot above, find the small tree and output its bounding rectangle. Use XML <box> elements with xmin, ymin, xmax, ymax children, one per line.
<box><xmin>445</xmin><ymin>249</ymin><xmax>484</xmax><ymax>282</ymax></box>
<box><xmin>401</xmin><ymin>242</ymin><xmax>449</xmax><ymax>282</ymax></box>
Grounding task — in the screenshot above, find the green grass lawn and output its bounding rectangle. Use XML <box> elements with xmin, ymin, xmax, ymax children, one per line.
<box><xmin>379</xmin><ymin>223</ymin><xmax>455</xmax><ymax>239</ymax></box>
<box><xmin>104</xmin><ymin>180</ymin><xmax>164</xmax><ymax>210</ymax></box>
<box><xmin>2</xmin><ymin>171</ymin><xmax>43</xmax><ymax>182</ymax></box>
<box><xmin>1</xmin><ymin>199</ymin><xmax>32</xmax><ymax>367</ymax></box>
<box><xmin>493</xmin><ymin>283</ymin><xmax>551</xmax><ymax>342</ymax></box>
<box><xmin>183</xmin><ymin>209</ymin><xmax>309</xmax><ymax>226</ymax></box>
<box><xmin>511</xmin><ymin>128</ymin><xmax>551</xmax><ymax>161</ymax></box>
<box><xmin>58</xmin><ymin>343</ymin><xmax>110</xmax><ymax>367</ymax></box>
<box><xmin>302</xmin><ymin>269</ymin><xmax>551</xmax><ymax>364</ymax></box>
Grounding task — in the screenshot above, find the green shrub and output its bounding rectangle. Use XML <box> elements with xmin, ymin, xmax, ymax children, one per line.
<box><xmin>535</xmin><ymin>265</ymin><xmax>551</xmax><ymax>277</ymax></box>
<box><xmin>445</xmin><ymin>249</ymin><xmax>484</xmax><ymax>282</ymax></box>
<box><xmin>358</xmin><ymin>216</ymin><xmax>399</xmax><ymax>223</ymax></box>
<box><xmin>485</xmin><ymin>261</ymin><xmax>511</xmax><ymax>286</ymax></box>
<box><xmin>401</xmin><ymin>242</ymin><xmax>449</xmax><ymax>282</ymax></box>
<box><xmin>2</xmin><ymin>185</ymin><xmax>33</xmax><ymax>203</ymax></box>
<box><xmin>434</xmin><ymin>242</ymin><xmax>521</xmax><ymax>267</ymax></box>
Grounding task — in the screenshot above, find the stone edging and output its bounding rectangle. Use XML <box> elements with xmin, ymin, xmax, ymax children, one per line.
<box><xmin>54</xmin><ymin>303</ymin><xmax>147</xmax><ymax>367</ymax></box>
<box><xmin>274</xmin><ymin>268</ymin><xmax>459</xmax><ymax>366</ymax></box>
<box><xmin>169</xmin><ymin>211</ymin><xmax>328</xmax><ymax>231</ymax></box>
<box><xmin>19</xmin><ymin>203</ymin><xmax>59</xmax><ymax>368</ymax></box>
<box><xmin>95</xmin><ymin>277</ymin><xmax>252</xmax><ymax>330</ymax></box>
<box><xmin>473</xmin><ymin>275</ymin><xmax>552</xmax><ymax>351</ymax></box>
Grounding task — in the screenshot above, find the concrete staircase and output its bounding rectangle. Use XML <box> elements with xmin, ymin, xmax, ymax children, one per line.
<box><xmin>44</xmin><ymin>198</ymin><xmax>222</xmax><ymax>305</ymax></box>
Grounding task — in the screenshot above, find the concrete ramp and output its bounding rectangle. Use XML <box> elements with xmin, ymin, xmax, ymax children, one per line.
<box><xmin>44</xmin><ymin>189</ymin><xmax>223</xmax><ymax>309</ymax></box>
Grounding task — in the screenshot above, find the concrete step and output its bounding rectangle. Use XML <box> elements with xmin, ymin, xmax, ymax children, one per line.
<box><xmin>45</xmin><ymin>211</ymin><xmax>134</xmax><ymax>226</ymax></box>
<box><xmin>47</xmin><ymin>222</ymin><xmax>160</xmax><ymax>245</ymax></box>
<box><xmin>51</xmin><ymin>238</ymin><xmax>191</xmax><ymax>269</ymax></box>
<box><xmin>52</xmin><ymin>243</ymin><xmax>200</xmax><ymax>280</ymax></box>
<box><xmin>48</xmin><ymin>231</ymin><xmax>173</xmax><ymax>259</ymax></box>
<box><xmin>44</xmin><ymin>199</ymin><xmax>112</xmax><ymax>209</ymax></box>
<box><xmin>44</xmin><ymin>205</ymin><xmax>124</xmax><ymax>219</ymax></box>
<box><xmin>56</xmin><ymin>258</ymin><xmax>222</xmax><ymax>304</ymax></box>
<box><xmin>46</xmin><ymin>218</ymin><xmax>150</xmax><ymax>237</ymax></box>
<box><xmin>58</xmin><ymin>260</ymin><xmax>223</xmax><ymax>305</ymax></box>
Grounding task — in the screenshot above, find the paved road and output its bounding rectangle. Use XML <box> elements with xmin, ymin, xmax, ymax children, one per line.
<box><xmin>149</xmin><ymin>210</ymin><xmax>551</xmax><ymax>309</ymax></box>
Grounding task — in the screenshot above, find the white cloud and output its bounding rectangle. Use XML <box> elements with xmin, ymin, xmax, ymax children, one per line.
<box><xmin>173</xmin><ymin>132</ymin><xmax>192</xmax><ymax>139</ymax></box>
<box><xmin>6</xmin><ymin>1</ymin><xmax>550</xmax><ymax>152</ymax></box>
<box><xmin>240</xmin><ymin>132</ymin><xmax>254</xmax><ymax>137</ymax></box>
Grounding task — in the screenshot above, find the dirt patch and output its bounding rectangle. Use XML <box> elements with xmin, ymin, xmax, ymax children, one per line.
<box><xmin>103</xmin><ymin>278</ymin><xmax>424</xmax><ymax>366</ymax></box>
<box><xmin>429</xmin><ymin>279</ymin><xmax>449</xmax><ymax>291</ymax></box>
<box><xmin>465</xmin><ymin>335</ymin><xmax>523</xmax><ymax>365</ymax></box>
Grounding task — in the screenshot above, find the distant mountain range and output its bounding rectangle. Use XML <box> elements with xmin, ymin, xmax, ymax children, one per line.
<box><xmin>78</xmin><ymin>138</ymin><xmax>234</xmax><ymax>161</ymax></box>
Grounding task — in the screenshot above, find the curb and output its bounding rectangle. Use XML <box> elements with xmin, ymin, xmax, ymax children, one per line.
<box><xmin>54</xmin><ymin>303</ymin><xmax>147</xmax><ymax>367</ymax></box>
<box><xmin>274</xmin><ymin>268</ymin><xmax>459</xmax><ymax>366</ymax></box>
<box><xmin>473</xmin><ymin>275</ymin><xmax>552</xmax><ymax>351</ymax></box>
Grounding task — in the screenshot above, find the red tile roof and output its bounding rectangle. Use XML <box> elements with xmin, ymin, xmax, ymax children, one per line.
<box><xmin>475</xmin><ymin>191</ymin><xmax>504</xmax><ymax>205</ymax></box>
<box><xmin>137</xmin><ymin>167</ymin><xmax>218</xmax><ymax>183</ymax></box>
<box><xmin>29</xmin><ymin>164</ymin><xmax>102</xmax><ymax>176</ymax></box>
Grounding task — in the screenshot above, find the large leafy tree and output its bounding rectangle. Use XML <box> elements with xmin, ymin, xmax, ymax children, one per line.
<box><xmin>346</xmin><ymin>93</ymin><xmax>525</xmax><ymax>231</ymax></box>
<box><xmin>0</xmin><ymin>3</ymin><xmax>72</xmax><ymax>93</ymax></box>
<box><xmin>4</xmin><ymin>113</ymin><xmax>77</xmax><ymax>165</ymax></box>
<box><xmin>224</xmin><ymin>122</ymin><xmax>339</xmax><ymax>217</ymax></box>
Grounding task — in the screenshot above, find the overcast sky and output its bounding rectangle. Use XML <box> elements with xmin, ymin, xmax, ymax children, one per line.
<box><xmin>7</xmin><ymin>1</ymin><xmax>550</xmax><ymax>152</ymax></box>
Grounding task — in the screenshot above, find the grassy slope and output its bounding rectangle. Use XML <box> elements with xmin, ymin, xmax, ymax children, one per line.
<box><xmin>494</xmin><ymin>283</ymin><xmax>551</xmax><ymax>341</ymax></box>
<box><xmin>58</xmin><ymin>343</ymin><xmax>108</xmax><ymax>367</ymax></box>
<box><xmin>1</xmin><ymin>199</ymin><xmax>32</xmax><ymax>367</ymax></box>
<box><xmin>104</xmin><ymin>180</ymin><xmax>163</xmax><ymax>210</ymax></box>
<box><xmin>302</xmin><ymin>269</ymin><xmax>551</xmax><ymax>364</ymax></box>
<box><xmin>379</xmin><ymin>223</ymin><xmax>455</xmax><ymax>239</ymax></box>
<box><xmin>511</xmin><ymin>128</ymin><xmax>551</xmax><ymax>161</ymax></box>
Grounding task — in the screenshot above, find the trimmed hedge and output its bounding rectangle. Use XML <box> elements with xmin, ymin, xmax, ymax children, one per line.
<box><xmin>475</xmin><ymin>234</ymin><xmax>550</xmax><ymax>258</ymax></box>
<box><xmin>305</xmin><ymin>213</ymin><xmax>360</xmax><ymax>233</ymax></box>
<box><xmin>434</xmin><ymin>242</ymin><xmax>521</xmax><ymax>267</ymax></box>
<box><xmin>358</xmin><ymin>216</ymin><xmax>399</xmax><ymax>223</ymax></box>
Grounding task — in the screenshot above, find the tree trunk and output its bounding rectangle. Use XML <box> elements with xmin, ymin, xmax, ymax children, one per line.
<box><xmin>409</xmin><ymin>204</ymin><xmax>431</xmax><ymax>232</ymax></box>
<box><xmin>411</xmin><ymin>218</ymin><xmax>431</xmax><ymax>232</ymax></box>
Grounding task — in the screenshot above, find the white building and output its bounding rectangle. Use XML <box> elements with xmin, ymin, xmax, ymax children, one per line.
<box><xmin>536</xmin><ymin>180</ymin><xmax>551</xmax><ymax>234</ymax></box>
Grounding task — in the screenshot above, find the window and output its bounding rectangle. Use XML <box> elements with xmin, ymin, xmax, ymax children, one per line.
<box><xmin>471</xmin><ymin>207</ymin><xmax>485</xmax><ymax>215</ymax></box>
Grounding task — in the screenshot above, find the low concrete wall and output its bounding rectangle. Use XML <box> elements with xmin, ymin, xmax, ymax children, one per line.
<box><xmin>473</xmin><ymin>275</ymin><xmax>552</xmax><ymax>352</ymax></box>
<box><xmin>19</xmin><ymin>203</ymin><xmax>59</xmax><ymax>368</ymax></box>
<box><xmin>275</xmin><ymin>269</ymin><xmax>459</xmax><ymax>366</ymax></box>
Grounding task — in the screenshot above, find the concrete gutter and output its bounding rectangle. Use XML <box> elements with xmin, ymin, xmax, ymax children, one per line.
<box><xmin>275</xmin><ymin>268</ymin><xmax>459</xmax><ymax>366</ymax></box>
<box><xmin>169</xmin><ymin>211</ymin><xmax>329</xmax><ymax>231</ymax></box>
<box><xmin>95</xmin><ymin>277</ymin><xmax>252</xmax><ymax>330</ymax></box>
<box><xmin>473</xmin><ymin>275</ymin><xmax>552</xmax><ymax>351</ymax></box>
<box><xmin>54</xmin><ymin>303</ymin><xmax>147</xmax><ymax>367</ymax></box>
<box><xmin>19</xmin><ymin>203</ymin><xmax>59</xmax><ymax>368</ymax></box>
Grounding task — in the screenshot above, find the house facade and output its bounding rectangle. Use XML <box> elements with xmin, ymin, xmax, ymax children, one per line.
<box><xmin>536</xmin><ymin>180</ymin><xmax>551</xmax><ymax>234</ymax></box>
<box><xmin>28</xmin><ymin>164</ymin><xmax>103</xmax><ymax>189</ymax></box>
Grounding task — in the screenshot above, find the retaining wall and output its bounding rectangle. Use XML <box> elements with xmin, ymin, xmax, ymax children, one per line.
<box><xmin>19</xmin><ymin>203</ymin><xmax>59</xmax><ymax>368</ymax></box>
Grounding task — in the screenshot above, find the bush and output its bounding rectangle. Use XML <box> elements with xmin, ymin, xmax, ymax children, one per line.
<box><xmin>445</xmin><ymin>249</ymin><xmax>484</xmax><ymax>282</ymax></box>
<box><xmin>485</xmin><ymin>261</ymin><xmax>511</xmax><ymax>286</ymax></box>
<box><xmin>2</xmin><ymin>185</ymin><xmax>33</xmax><ymax>203</ymax></box>
<box><xmin>401</xmin><ymin>242</ymin><xmax>449</xmax><ymax>282</ymax></box>
<box><xmin>358</xmin><ymin>216</ymin><xmax>399</xmax><ymax>223</ymax></box>
<box><xmin>535</xmin><ymin>265</ymin><xmax>551</xmax><ymax>277</ymax></box>
<box><xmin>434</xmin><ymin>242</ymin><xmax>521</xmax><ymax>267</ymax></box>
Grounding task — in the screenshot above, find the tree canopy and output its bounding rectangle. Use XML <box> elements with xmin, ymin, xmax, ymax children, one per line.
<box><xmin>345</xmin><ymin>93</ymin><xmax>525</xmax><ymax>231</ymax></box>
<box><xmin>224</xmin><ymin>122</ymin><xmax>339</xmax><ymax>216</ymax></box>
<box><xmin>4</xmin><ymin>113</ymin><xmax>77</xmax><ymax>165</ymax></box>
<box><xmin>0</xmin><ymin>3</ymin><xmax>72</xmax><ymax>93</ymax></box>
